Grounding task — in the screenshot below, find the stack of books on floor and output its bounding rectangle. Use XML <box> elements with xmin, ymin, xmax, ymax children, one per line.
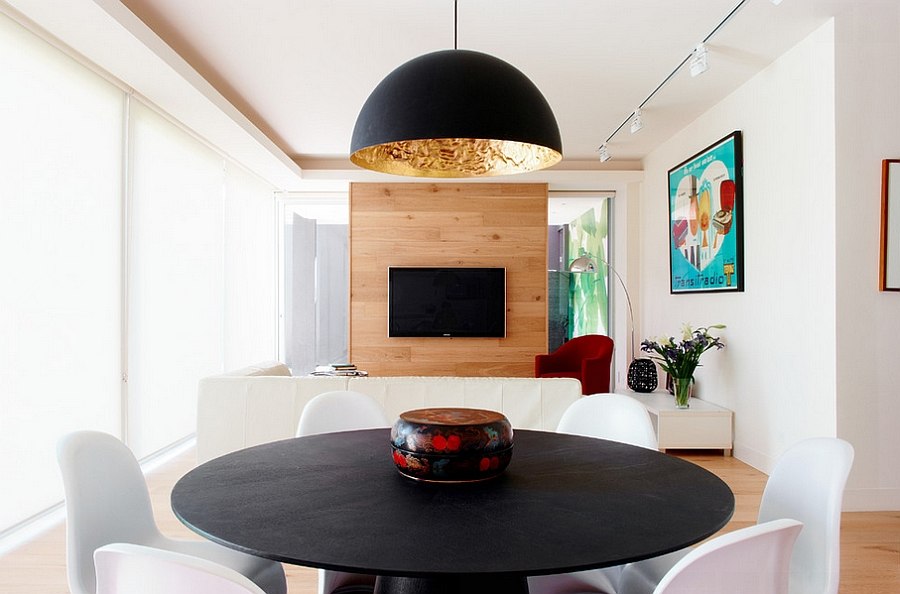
<box><xmin>311</xmin><ymin>363</ymin><xmax>368</xmax><ymax>377</ymax></box>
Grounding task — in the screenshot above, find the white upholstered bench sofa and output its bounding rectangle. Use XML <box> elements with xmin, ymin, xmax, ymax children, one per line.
<box><xmin>196</xmin><ymin>361</ymin><xmax>582</xmax><ymax>463</ymax></box>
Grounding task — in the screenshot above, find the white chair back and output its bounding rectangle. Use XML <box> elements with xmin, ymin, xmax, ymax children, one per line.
<box><xmin>57</xmin><ymin>431</ymin><xmax>286</xmax><ymax>594</ymax></box>
<box><xmin>556</xmin><ymin>393</ymin><xmax>658</xmax><ymax>450</ymax></box>
<box><xmin>757</xmin><ymin>438</ymin><xmax>854</xmax><ymax>594</ymax></box>
<box><xmin>616</xmin><ymin>437</ymin><xmax>855</xmax><ymax>594</ymax></box>
<box><xmin>95</xmin><ymin>543</ymin><xmax>266</xmax><ymax>594</ymax></box>
<box><xmin>295</xmin><ymin>390</ymin><xmax>389</xmax><ymax>594</ymax></box>
<box><xmin>57</xmin><ymin>431</ymin><xmax>162</xmax><ymax>594</ymax></box>
<box><xmin>654</xmin><ymin>519</ymin><xmax>803</xmax><ymax>594</ymax></box>
<box><xmin>297</xmin><ymin>390</ymin><xmax>391</xmax><ymax>437</ymax></box>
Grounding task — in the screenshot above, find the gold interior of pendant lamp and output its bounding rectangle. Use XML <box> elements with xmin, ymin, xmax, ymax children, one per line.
<box><xmin>349</xmin><ymin>1</ymin><xmax>562</xmax><ymax>177</ymax></box>
<box><xmin>350</xmin><ymin>137</ymin><xmax>563</xmax><ymax>178</ymax></box>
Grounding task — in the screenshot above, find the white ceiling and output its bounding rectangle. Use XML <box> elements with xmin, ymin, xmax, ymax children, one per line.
<box><xmin>115</xmin><ymin>0</ymin><xmax>847</xmax><ymax>170</ymax></box>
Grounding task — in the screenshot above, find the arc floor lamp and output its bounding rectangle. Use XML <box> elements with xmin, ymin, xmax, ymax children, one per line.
<box><xmin>568</xmin><ymin>255</ymin><xmax>658</xmax><ymax>392</ymax></box>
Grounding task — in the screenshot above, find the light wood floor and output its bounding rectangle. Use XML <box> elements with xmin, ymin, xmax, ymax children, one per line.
<box><xmin>1</xmin><ymin>448</ymin><xmax>897</xmax><ymax>594</ymax></box>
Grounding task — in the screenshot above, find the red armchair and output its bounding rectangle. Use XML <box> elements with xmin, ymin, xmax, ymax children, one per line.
<box><xmin>535</xmin><ymin>334</ymin><xmax>614</xmax><ymax>395</ymax></box>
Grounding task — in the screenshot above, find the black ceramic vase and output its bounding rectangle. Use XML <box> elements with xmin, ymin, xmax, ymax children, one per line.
<box><xmin>627</xmin><ymin>358</ymin><xmax>658</xmax><ymax>393</ymax></box>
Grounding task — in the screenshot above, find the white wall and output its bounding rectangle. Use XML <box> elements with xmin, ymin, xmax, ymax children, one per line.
<box><xmin>639</xmin><ymin>23</ymin><xmax>838</xmax><ymax>471</ymax></box>
<box><xmin>833</xmin><ymin>2</ymin><xmax>900</xmax><ymax>510</ymax></box>
<box><xmin>639</xmin><ymin>11</ymin><xmax>900</xmax><ymax>511</ymax></box>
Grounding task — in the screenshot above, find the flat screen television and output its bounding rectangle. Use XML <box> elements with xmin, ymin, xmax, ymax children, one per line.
<box><xmin>388</xmin><ymin>267</ymin><xmax>506</xmax><ymax>338</ymax></box>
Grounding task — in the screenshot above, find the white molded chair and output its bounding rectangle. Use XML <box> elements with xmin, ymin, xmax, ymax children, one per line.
<box><xmin>757</xmin><ymin>437</ymin><xmax>854</xmax><ymax>594</ymax></box>
<box><xmin>529</xmin><ymin>393</ymin><xmax>659</xmax><ymax>594</ymax></box>
<box><xmin>556</xmin><ymin>393</ymin><xmax>658</xmax><ymax>450</ymax></box>
<box><xmin>652</xmin><ymin>519</ymin><xmax>802</xmax><ymax>594</ymax></box>
<box><xmin>296</xmin><ymin>390</ymin><xmax>391</xmax><ymax>437</ymax></box>
<box><xmin>95</xmin><ymin>543</ymin><xmax>267</xmax><ymax>594</ymax></box>
<box><xmin>297</xmin><ymin>390</ymin><xmax>391</xmax><ymax>594</ymax></box>
<box><xmin>57</xmin><ymin>431</ymin><xmax>286</xmax><ymax>594</ymax></box>
<box><xmin>528</xmin><ymin>568</ymin><xmax>618</xmax><ymax>594</ymax></box>
<box><xmin>618</xmin><ymin>437</ymin><xmax>854</xmax><ymax>594</ymax></box>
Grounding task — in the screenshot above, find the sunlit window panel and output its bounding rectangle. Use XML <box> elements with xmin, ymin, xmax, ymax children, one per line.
<box><xmin>0</xmin><ymin>13</ymin><xmax>123</xmax><ymax>532</ymax></box>
<box><xmin>224</xmin><ymin>164</ymin><xmax>277</xmax><ymax>369</ymax></box>
<box><xmin>127</xmin><ymin>101</ymin><xmax>225</xmax><ymax>459</ymax></box>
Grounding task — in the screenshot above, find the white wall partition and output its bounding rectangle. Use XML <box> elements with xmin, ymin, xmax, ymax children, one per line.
<box><xmin>127</xmin><ymin>101</ymin><xmax>226</xmax><ymax>459</ymax></box>
<box><xmin>287</xmin><ymin>214</ymin><xmax>318</xmax><ymax>375</ymax></box>
<box><xmin>0</xmin><ymin>12</ymin><xmax>123</xmax><ymax>530</ymax></box>
<box><xmin>280</xmin><ymin>196</ymin><xmax>350</xmax><ymax>375</ymax></box>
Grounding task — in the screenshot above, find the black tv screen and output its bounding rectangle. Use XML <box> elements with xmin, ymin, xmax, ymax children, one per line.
<box><xmin>388</xmin><ymin>267</ymin><xmax>506</xmax><ymax>338</ymax></box>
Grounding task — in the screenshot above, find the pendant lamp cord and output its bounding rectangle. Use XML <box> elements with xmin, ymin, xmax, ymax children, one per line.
<box><xmin>453</xmin><ymin>0</ymin><xmax>458</xmax><ymax>50</ymax></box>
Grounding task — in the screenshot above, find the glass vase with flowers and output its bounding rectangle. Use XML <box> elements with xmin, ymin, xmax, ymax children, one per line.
<box><xmin>640</xmin><ymin>324</ymin><xmax>725</xmax><ymax>408</ymax></box>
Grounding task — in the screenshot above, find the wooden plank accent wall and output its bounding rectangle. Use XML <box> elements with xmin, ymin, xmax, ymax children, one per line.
<box><xmin>349</xmin><ymin>183</ymin><xmax>548</xmax><ymax>377</ymax></box>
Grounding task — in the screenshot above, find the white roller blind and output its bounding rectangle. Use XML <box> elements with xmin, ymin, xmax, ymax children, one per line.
<box><xmin>127</xmin><ymin>101</ymin><xmax>224</xmax><ymax>459</ymax></box>
<box><xmin>0</xmin><ymin>11</ymin><xmax>281</xmax><ymax>537</ymax></box>
<box><xmin>0</xmin><ymin>12</ymin><xmax>123</xmax><ymax>530</ymax></box>
<box><xmin>224</xmin><ymin>164</ymin><xmax>277</xmax><ymax>369</ymax></box>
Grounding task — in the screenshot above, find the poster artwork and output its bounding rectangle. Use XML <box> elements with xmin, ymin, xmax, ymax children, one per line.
<box><xmin>668</xmin><ymin>131</ymin><xmax>743</xmax><ymax>294</ymax></box>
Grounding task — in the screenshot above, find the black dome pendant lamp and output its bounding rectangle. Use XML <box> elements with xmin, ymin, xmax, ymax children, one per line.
<box><xmin>350</xmin><ymin>1</ymin><xmax>562</xmax><ymax>177</ymax></box>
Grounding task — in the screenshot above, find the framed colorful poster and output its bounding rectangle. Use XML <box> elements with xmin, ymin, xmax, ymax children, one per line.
<box><xmin>668</xmin><ymin>131</ymin><xmax>743</xmax><ymax>294</ymax></box>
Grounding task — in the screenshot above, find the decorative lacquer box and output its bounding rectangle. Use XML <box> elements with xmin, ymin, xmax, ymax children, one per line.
<box><xmin>390</xmin><ymin>408</ymin><xmax>513</xmax><ymax>482</ymax></box>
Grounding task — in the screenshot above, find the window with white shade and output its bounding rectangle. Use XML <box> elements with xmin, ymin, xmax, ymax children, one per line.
<box><xmin>224</xmin><ymin>163</ymin><xmax>278</xmax><ymax>369</ymax></box>
<box><xmin>0</xmin><ymin>11</ymin><xmax>124</xmax><ymax>531</ymax></box>
<box><xmin>0</xmin><ymin>11</ymin><xmax>278</xmax><ymax>538</ymax></box>
<box><xmin>126</xmin><ymin>101</ymin><xmax>226</xmax><ymax>459</ymax></box>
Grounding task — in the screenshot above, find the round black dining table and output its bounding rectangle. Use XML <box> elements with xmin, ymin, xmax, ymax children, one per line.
<box><xmin>172</xmin><ymin>429</ymin><xmax>733</xmax><ymax>594</ymax></box>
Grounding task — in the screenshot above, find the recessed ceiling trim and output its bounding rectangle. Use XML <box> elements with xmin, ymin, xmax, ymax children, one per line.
<box><xmin>4</xmin><ymin>0</ymin><xmax>304</xmax><ymax>189</ymax></box>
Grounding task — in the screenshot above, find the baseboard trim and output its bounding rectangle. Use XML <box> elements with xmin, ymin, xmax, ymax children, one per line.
<box><xmin>732</xmin><ymin>442</ymin><xmax>776</xmax><ymax>475</ymax></box>
<box><xmin>842</xmin><ymin>487</ymin><xmax>900</xmax><ymax>512</ymax></box>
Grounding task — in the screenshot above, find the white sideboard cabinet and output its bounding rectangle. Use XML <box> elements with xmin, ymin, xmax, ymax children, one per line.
<box><xmin>625</xmin><ymin>391</ymin><xmax>733</xmax><ymax>455</ymax></box>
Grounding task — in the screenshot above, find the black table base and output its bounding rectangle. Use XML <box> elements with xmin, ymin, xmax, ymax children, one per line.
<box><xmin>374</xmin><ymin>575</ymin><xmax>528</xmax><ymax>594</ymax></box>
